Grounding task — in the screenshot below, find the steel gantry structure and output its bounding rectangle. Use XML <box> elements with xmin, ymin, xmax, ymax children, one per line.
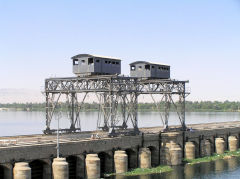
<box><xmin>44</xmin><ymin>75</ymin><xmax>189</xmax><ymax>135</ymax></box>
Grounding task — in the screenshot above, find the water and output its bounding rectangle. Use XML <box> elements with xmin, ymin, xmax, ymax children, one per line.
<box><xmin>0</xmin><ymin>111</ymin><xmax>239</xmax><ymax>136</ymax></box>
<box><xmin>111</xmin><ymin>157</ymin><xmax>240</xmax><ymax>179</ymax></box>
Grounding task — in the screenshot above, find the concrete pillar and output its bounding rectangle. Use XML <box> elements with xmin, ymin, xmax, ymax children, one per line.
<box><xmin>139</xmin><ymin>148</ymin><xmax>151</xmax><ymax>169</ymax></box>
<box><xmin>76</xmin><ymin>154</ymin><xmax>85</xmax><ymax>179</ymax></box>
<box><xmin>13</xmin><ymin>162</ymin><xmax>31</xmax><ymax>179</ymax></box>
<box><xmin>52</xmin><ymin>158</ymin><xmax>69</xmax><ymax>179</ymax></box>
<box><xmin>85</xmin><ymin>154</ymin><xmax>100</xmax><ymax>179</ymax></box>
<box><xmin>160</xmin><ymin>142</ymin><xmax>171</xmax><ymax>165</ymax></box>
<box><xmin>228</xmin><ymin>136</ymin><xmax>238</xmax><ymax>152</ymax></box>
<box><xmin>169</xmin><ymin>143</ymin><xmax>182</xmax><ymax>165</ymax></box>
<box><xmin>215</xmin><ymin>138</ymin><xmax>225</xmax><ymax>154</ymax></box>
<box><xmin>185</xmin><ymin>142</ymin><xmax>195</xmax><ymax>160</ymax></box>
<box><xmin>200</xmin><ymin>140</ymin><xmax>211</xmax><ymax>157</ymax></box>
<box><xmin>114</xmin><ymin>150</ymin><xmax>128</xmax><ymax>174</ymax></box>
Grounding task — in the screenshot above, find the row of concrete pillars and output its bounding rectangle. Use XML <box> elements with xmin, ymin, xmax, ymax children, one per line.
<box><xmin>85</xmin><ymin>148</ymin><xmax>153</xmax><ymax>179</ymax></box>
<box><xmin>13</xmin><ymin>158</ymin><xmax>68</xmax><ymax>179</ymax></box>
<box><xmin>185</xmin><ymin>136</ymin><xmax>239</xmax><ymax>160</ymax></box>
<box><xmin>11</xmin><ymin>148</ymin><xmax>153</xmax><ymax>179</ymax></box>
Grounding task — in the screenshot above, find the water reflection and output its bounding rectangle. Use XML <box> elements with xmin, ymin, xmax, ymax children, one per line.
<box><xmin>227</xmin><ymin>157</ymin><xmax>238</xmax><ymax>171</ymax></box>
<box><xmin>184</xmin><ymin>164</ymin><xmax>195</xmax><ymax>179</ymax></box>
<box><xmin>112</xmin><ymin>157</ymin><xmax>240</xmax><ymax>179</ymax></box>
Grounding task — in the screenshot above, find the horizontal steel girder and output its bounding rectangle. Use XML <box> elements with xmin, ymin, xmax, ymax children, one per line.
<box><xmin>45</xmin><ymin>76</ymin><xmax>189</xmax><ymax>95</ymax></box>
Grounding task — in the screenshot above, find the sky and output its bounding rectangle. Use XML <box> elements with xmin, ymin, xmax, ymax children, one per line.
<box><xmin>0</xmin><ymin>0</ymin><xmax>240</xmax><ymax>102</ymax></box>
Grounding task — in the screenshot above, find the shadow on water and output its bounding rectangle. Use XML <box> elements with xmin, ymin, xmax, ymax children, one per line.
<box><xmin>110</xmin><ymin>157</ymin><xmax>240</xmax><ymax>179</ymax></box>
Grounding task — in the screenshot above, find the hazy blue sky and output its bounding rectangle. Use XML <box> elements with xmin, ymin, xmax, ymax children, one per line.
<box><xmin>0</xmin><ymin>0</ymin><xmax>240</xmax><ymax>101</ymax></box>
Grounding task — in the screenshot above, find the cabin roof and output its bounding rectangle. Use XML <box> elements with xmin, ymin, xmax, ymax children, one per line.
<box><xmin>129</xmin><ymin>61</ymin><xmax>170</xmax><ymax>66</ymax></box>
<box><xmin>71</xmin><ymin>54</ymin><xmax>121</xmax><ymax>61</ymax></box>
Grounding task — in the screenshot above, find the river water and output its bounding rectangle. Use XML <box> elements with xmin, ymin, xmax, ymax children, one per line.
<box><xmin>110</xmin><ymin>157</ymin><xmax>240</xmax><ymax>179</ymax></box>
<box><xmin>0</xmin><ymin>111</ymin><xmax>239</xmax><ymax>136</ymax></box>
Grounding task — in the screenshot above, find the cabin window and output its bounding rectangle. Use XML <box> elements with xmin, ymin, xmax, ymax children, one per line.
<box><xmin>139</xmin><ymin>66</ymin><xmax>142</xmax><ymax>70</ymax></box>
<box><xmin>96</xmin><ymin>59</ymin><xmax>100</xmax><ymax>63</ymax></box>
<box><xmin>73</xmin><ymin>59</ymin><xmax>78</xmax><ymax>65</ymax></box>
<box><xmin>116</xmin><ymin>62</ymin><xmax>119</xmax><ymax>65</ymax></box>
<box><xmin>105</xmin><ymin>61</ymin><xmax>108</xmax><ymax>64</ymax></box>
<box><xmin>131</xmin><ymin>65</ymin><xmax>136</xmax><ymax>71</ymax></box>
<box><xmin>112</xmin><ymin>61</ymin><xmax>116</xmax><ymax>64</ymax></box>
<box><xmin>108</xmin><ymin>61</ymin><xmax>111</xmax><ymax>64</ymax></box>
<box><xmin>152</xmin><ymin>66</ymin><xmax>155</xmax><ymax>69</ymax></box>
<box><xmin>81</xmin><ymin>60</ymin><xmax>85</xmax><ymax>63</ymax></box>
<box><xmin>88</xmin><ymin>58</ymin><xmax>94</xmax><ymax>65</ymax></box>
<box><xmin>158</xmin><ymin>67</ymin><xmax>161</xmax><ymax>70</ymax></box>
<box><xmin>145</xmin><ymin>65</ymin><xmax>150</xmax><ymax>70</ymax></box>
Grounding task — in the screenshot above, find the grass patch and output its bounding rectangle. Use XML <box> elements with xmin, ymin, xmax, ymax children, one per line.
<box><xmin>105</xmin><ymin>165</ymin><xmax>172</xmax><ymax>177</ymax></box>
<box><xmin>184</xmin><ymin>150</ymin><xmax>240</xmax><ymax>165</ymax></box>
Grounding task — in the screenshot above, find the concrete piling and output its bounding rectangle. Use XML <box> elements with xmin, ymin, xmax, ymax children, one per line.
<box><xmin>86</xmin><ymin>154</ymin><xmax>100</xmax><ymax>179</ymax></box>
<box><xmin>185</xmin><ymin>142</ymin><xmax>195</xmax><ymax>159</ymax></box>
<box><xmin>52</xmin><ymin>158</ymin><xmax>69</xmax><ymax>179</ymax></box>
<box><xmin>114</xmin><ymin>150</ymin><xmax>128</xmax><ymax>174</ymax></box>
<box><xmin>169</xmin><ymin>143</ymin><xmax>182</xmax><ymax>165</ymax></box>
<box><xmin>13</xmin><ymin>162</ymin><xmax>31</xmax><ymax>179</ymax></box>
<box><xmin>215</xmin><ymin>138</ymin><xmax>225</xmax><ymax>154</ymax></box>
<box><xmin>139</xmin><ymin>148</ymin><xmax>151</xmax><ymax>169</ymax></box>
<box><xmin>201</xmin><ymin>140</ymin><xmax>211</xmax><ymax>157</ymax></box>
<box><xmin>228</xmin><ymin>136</ymin><xmax>238</xmax><ymax>151</ymax></box>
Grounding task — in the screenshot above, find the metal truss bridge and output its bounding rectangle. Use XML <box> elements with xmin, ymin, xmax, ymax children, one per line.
<box><xmin>44</xmin><ymin>75</ymin><xmax>189</xmax><ymax>135</ymax></box>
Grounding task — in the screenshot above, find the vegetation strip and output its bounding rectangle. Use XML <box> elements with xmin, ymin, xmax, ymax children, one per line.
<box><xmin>184</xmin><ymin>150</ymin><xmax>240</xmax><ymax>165</ymax></box>
<box><xmin>1</xmin><ymin>101</ymin><xmax>240</xmax><ymax>112</ymax></box>
<box><xmin>106</xmin><ymin>165</ymin><xmax>172</xmax><ymax>177</ymax></box>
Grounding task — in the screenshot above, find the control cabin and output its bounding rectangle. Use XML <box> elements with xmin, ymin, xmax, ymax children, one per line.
<box><xmin>130</xmin><ymin>61</ymin><xmax>170</xmax><ymax>79</ymax></box>
<box><xmin>71</xmin><ymin>54</ymin><xmax>121</xmax><ymax>76</ymax></box>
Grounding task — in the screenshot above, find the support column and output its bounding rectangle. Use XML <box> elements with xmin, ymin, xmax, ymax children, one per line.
<box><xmin>76</xmin><ymin>154</ymin><xmax>85</xmax><ymax>179</ymax></box>
<box><xmin>228</xmin><ymin>136</ymin><xmax>238</xmax><ymax>152</ymax></box>
<box><xmin>114</xmin><ymin>151</ymin><xmax>128</xmax><ymax>174</ymax></box>
<box><xmin>200</xmin><ymin>140</ymin><xmax>211</xmax><ymax>157</ymax></box>
<box><xmin>52</xmin><ymin>158</ymin><xmax>69</xmax><ymax>179</ymax></box>
<box><xmin>185</xmin><ymin>142</ymin><xmax>195</xmax><ymax>160</ymax></box>
<box><xmin>139</xmin><ymin>148</ymin><xmax>151</xmax><ymax>169</ymax></box>
<box><xmin>215</xmin><ymin>138</ymin><xmax>225</xmax><ymax>154</ymax></box>
<box><xmin>85</xmin><ymin>154</ymin><xmax>100</xmax><ymax>179</ymax></box>
<box><xmin>169</xmin><ymin>142</ymin><xmax>182</xmax><ymax>166</ymax></box>
<box><xmin>13</xmin><ymin>162</ymin><xmax>31</xmax><ymax>179</ymax></box>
